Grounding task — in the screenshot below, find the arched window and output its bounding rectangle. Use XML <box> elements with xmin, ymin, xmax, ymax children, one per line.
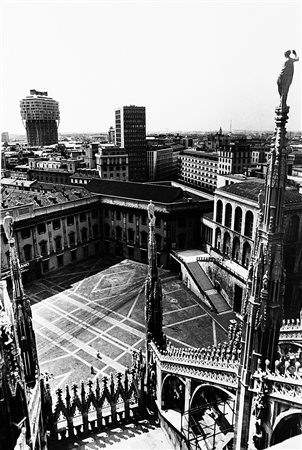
<box><xmin>54</xmin><ymin>236</ymin><xmax>62</xmax><ymax>252</ymax></box>
<box><xmin>225</xmin><ymin>203</ymin><xmax>232</xmax><ymax>228</ymax></box>
<box><xmin>216</xmin><ymin>200</ymin><xmax>223</xmax><ymax>223</ymax></box>
<box><xmin>215</xmin><ymin>228</ymin><xmax>221</xmax><ymax>251</ymax></box>
<box><xmin>128</xmin><ymin>229</ymin><xmax>135</xmax><ymax>243</ymax></box>
<box><xmin>232</xmin><ymin>236</ymin><xmax>240</xmax><ymax>262</ymax></box>
<box><xmin>69</xmin><ymin>231</ymin><xmax>75</xmax><ymax>246</ymax></box>
<box><xmin>116</xmin><ymin>226</ymin><xmax>122</xmax><ymax>240</ymax></box>
<box><xmin>244</xmin><ymin>211</ymin><xmax>254</xmax><ymax>238</ymax></box>
<box><xmin>39</xmin><ymin>240</ymin><xmax>48</xmax><ymax>256</ymax></box>
<box><xmin>23</xmin><ymin>244</ymin><xmax>32</xmax><ymax>261</ymax></box>
<box><xmin>223</xmin><ymin>232</ymin><xmax>231</xmax><ymax>257</ymax></box>
<box><xmin>141</xmin><ymin>230</ymin><xmax>148</xmax><ymax>247</ymax></box>
<box><xmin>242</xmin><ymin>242</ymin><xmax>251</xmax><ymax>268</ymax></box>
<box><xmin>81</xmin><ymin>228</ymin><xmax>87</xmax><ymax>243</ymax></box>
<box><xmin>234</xmin><ymin>207</ymin><xmax>242</xmax><ymax>233</ymax></box>
<box><xmin>286</xmin><ymin>215</ymin><xmax>300</xmax><ymax>242</ymax></box>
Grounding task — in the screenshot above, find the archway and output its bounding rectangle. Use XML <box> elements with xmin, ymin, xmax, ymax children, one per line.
<box><xmin>188</xmin><ymin>384</ymin><xmax>235</xmax><ymax>449</ymax></box>
<box><xmin>162</xmin><ymin>375</ymin><xmax>185</xmax><ymax>413</ymax></box>
<box><xmin>271</xmin><ymin>410</ymin><xmax>302</xmax><ymax>446</ymax></box>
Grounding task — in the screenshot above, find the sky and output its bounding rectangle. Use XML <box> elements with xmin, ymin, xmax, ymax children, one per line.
<box><xmin>1</xmin><ymin>0</ymin><xmax>301</xmax><ymax>134</ymax></box>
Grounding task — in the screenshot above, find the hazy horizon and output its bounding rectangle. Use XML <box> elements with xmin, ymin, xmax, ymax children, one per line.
<box><xmin>2</xmin><ymin>1</ymin><xmax>301</xmax><ymax>135</ymax></box>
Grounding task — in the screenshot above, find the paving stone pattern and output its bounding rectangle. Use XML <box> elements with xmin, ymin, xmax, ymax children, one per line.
<box><xmin>25</xmin><ymin>256</ymin><xmax>236</xmax><ymax>391</ymax></box>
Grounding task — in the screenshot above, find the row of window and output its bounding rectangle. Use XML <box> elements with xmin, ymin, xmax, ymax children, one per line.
<box><xmin>103</xmin><ymin>225</ymin><xmax>163</xmax><ymax>247</ymax></box>
<box><xmin>21</xmin><ymin>226</ymin><xmax>100</xmax><ymax>260</ymax></box>
<box><xmin>19</xmin><ymin>211</ymin><xmax>98</xmax><ymax>239</ymax></box>
<box><xmin>103</xmin><ymin>210</ymin><xmax>161</xmax><ymax>227</ymax></box>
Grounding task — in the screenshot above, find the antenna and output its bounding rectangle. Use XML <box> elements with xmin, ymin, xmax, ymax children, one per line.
<box><xmin>230</xmin><ymin>120</ymin><xmax>232</xmax><ymax>134</ymax></box>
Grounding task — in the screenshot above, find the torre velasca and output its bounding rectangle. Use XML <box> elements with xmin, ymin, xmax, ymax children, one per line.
<box><xmin>20</xmin><ymin>89</ymin><xmax>60</xmax><ymax>146</ymax></box>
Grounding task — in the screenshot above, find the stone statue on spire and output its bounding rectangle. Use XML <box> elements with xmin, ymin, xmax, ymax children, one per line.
<box><xmin>277</xmin><ymin>50</ymin><xmax>299</xmax><ymax>108</ymax></box>
<box><xmin>148</xmin><ymin>200</ymin><xmax>156</xmax><ymax>227</ymax></box>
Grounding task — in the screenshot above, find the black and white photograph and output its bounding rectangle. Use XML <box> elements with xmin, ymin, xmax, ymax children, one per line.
<box><xmin>1</xmin><ymin>1</ymin><xmax>301</xmax><ymax>449</ymax></box>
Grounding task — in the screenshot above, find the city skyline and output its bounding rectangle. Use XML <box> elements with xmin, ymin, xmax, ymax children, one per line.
<box><xmin>1</xmin><ymin>0</ymin><xmax>301</xmax><ymax>135</ymax></box>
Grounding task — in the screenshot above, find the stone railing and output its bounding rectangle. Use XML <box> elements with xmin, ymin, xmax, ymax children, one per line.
<box><xmin>253</xmin><ymin>356</ymin><xmax>302</xmax><ymax>405</ymax></box>
<box><xmin>279</xmin><ymin>316</ymin><xmax>302</xmax><ymax>342</ymax></box>
<box><xmin>46</xmin><ymin>359</ymin><xmax>145</xmax><ymax>446</ymax></box>
<box><xmin>150</xmin><ymin>321</ymin><xmax>242</xmax><ymax>389</ymax></box>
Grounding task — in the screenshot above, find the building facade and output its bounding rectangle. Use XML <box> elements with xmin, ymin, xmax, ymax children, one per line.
<box><xmin>95</xmin><ymin>144</ymin><xmax>129</xmax><ymax>181</ymax></box>
<box><xmin>217</xmin><ymin>141</ymin><xmax>251</xmax><ymax>175</ymax></box>
<box><xmin>1</xmin><ymin>186</ymin><xmax>101</xmax><ymax>282</ymax></box>
<box><xmin>115</xmin><ymin>105</ymin><xmax>147</xmax><ymax>182</ymax></box>
<box><xmin>178</xmin><ymin>150</ymin><xmax>219</xmax><ymax>191</ymax></box>
<box><xmin>201</xmin><ymin>179</ymin><xmax>302</xmax><ymax>317</ymax></box>
<box><xmin>147</xmin><ymin>147</ymin><xmax>178</xmax><ymax>181</ymax></box>
<box><xmin>20</xmin><ymin>90</ymin><xmax>60</xmax><ymax>146</ymax></box>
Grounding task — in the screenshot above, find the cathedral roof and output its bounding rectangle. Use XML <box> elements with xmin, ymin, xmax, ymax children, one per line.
<box><xmin>87</xmin><ymin>180</ymin><xmax>186</xmax><ymax>203</ymax></box>
<box><xmin>219</xmin><ymin>179</ymin><xmax>302</xmax><ymax>205</ymax></box>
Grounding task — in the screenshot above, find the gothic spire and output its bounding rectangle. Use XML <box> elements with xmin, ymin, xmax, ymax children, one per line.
<box><xmin>234</xmin><ymin>52</ymin><xmax>298</xmax><ymax>449</ymax></box>
<box><xmin>145</xmin><ymin>201</ymin><xmax>165</xmax><ymax>350</ymax></box>
<box><xmin>3</xmin><ymin>213</ymin><xmax>39</xmax><ymax>386</ymax></box>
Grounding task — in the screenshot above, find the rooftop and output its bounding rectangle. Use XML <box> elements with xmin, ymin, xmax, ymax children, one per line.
<box><xmin>1</xmin><ymin>185</ymin><xmax>96</xmax><ymax>210</ymax></box>
<box><xmin>219</xmin><ymin>179</ymin><xmax>302</xmax><ymax>204</ymax></box>
<box><xmin>87</xmin><ymin>179</ymin><xmax>191</xmax><ymax>204</ymax></box>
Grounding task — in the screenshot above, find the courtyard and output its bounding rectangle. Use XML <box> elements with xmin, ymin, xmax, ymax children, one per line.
<box><xmin>26</xmin><ymin>256</ymin><xmax>235</xmax><ymax>392</ymax></box>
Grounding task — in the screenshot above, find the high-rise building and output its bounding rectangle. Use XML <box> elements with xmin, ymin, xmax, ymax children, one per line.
<box><xmin>115</xmin><ymin>105</ymin><xmax>147</xmax><ymax>181</ymax></box>
<box><xmin>1</xmin><ymin>132</ymin><xmax>9</xmax><ymax>143</ymax></box>
<box><xmin>20</xmin><ymin>90</ymin><xmax>60</xmax><ymax>146</ymax></box>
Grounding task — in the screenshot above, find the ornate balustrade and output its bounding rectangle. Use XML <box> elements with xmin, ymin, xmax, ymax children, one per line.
<box><xmin>46</xmin><ymin>352</ymin><xmax>145</xmax><ymax>445</ymax></box>
<box><xmin>252</xmin><ymin>356</ymin><xmax>302</xmax><ymax>405</ymax></box>
<box><xmin>150</xmin><ymin>321</ymin><xmax>242</xmax><ymax>389</ymax></box>
<box><xmin>280</xmin><ymin>315</ymin><xmax>302</xmax><ymax>342</ymax></box>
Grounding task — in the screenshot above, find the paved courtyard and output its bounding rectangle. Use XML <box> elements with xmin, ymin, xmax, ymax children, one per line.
<box><xmin>26</xmin><ymin>256</ymin><xmax>235</xmax><ymax>391</ymax></box>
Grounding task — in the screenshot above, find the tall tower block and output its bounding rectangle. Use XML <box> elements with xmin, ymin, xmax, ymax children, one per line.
<box><xmin>20</xmin><ymin>89</ymin><xmax>60</xmax><ymax>146</ymax></box>
<box><xmin>115</xmin><ymin>105</ymin><xmax>147</xmax><ymax>181</ymax></box>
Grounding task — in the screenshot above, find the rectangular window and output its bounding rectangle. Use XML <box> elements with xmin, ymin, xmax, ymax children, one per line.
<box><xmin>21</xmin><ymin>228</ymin><xmax>31</xmax><ymax>239</ymax></box>
<box><xmin>42</xmin><ymin>260</ymin><xmax>49</xmax><ymax>273</ymax></box>
<box><xmin>128</xmin><ymin>213</ymin><xmax>133</xmax><ymax>223</ymax></box>
<box><xmin>80</xmin><ymin>212</ymin><xmax>86</xmax><ymax>222</ymax></box>
<box><xmin>53</xmin><ymin>219</ymin><xmax>61</xmax><ymax>230</ymax></box>
<box><xmin>116</xmin><ymin>211</ymin><xmax>121</xmax><ymax>220</ymax></box>
<box><xmin>67</xmin><ymin>215</ymin><xmax>74</xmax><ymax>226</ymax></box>
<box><xmin>83</xmin><ymin>246</ymin><xmax>89</xmax><ymax>257</ymax></box>
<box><xmin>40</xmin><ymin>242</ymin><xmax>48</xmax><ymax>256</ymax></box>
<box><xmin>57</xmin><ymin>254</ymin><xmax>64</xmax><ymax>268</ymax></box>
<box><xmin>91</xmin><ymin>209</ymin><xmax>98</xmax><ymax>219</ymax></box>
<box><xmin>71</xmin><ymin>250</ymin><xmax>77</xmax><ymax>261</ymax></box>
<box><xmin>37</xmin><ymin>223</ymin><xmax>46</xmax><ymax>234</ymax></box>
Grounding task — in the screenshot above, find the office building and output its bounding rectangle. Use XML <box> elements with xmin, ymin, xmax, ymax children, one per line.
<box><xmin>178</xmin><ymin>150</ymin><xmax>219</xmax><ymax>191</ymax></box>
<box><xmin>20</xmin><ymin>90</ymin><xmax>60</xmax><ymax>146</ymax></box>
<box><xmin>96</xmin><ymin>144</ymin><xmax>129</xmax><ymax>181</ymax></box>
<box><xmin>115</xmin><ymin>105</ymin><xmax>147</xmax><ymax>181</ymax></box>
<box><xmin>1</xmin><ymin>132</ymin><xmax>9</xmax><ymax>143</ymax></box>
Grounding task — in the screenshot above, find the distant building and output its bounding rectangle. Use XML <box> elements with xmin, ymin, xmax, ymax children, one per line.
<box><xmin>147</xmin><ymin>146</ymin><xmax>181</xmax><ymax>181</ymax></box>
<box><xmin>178</xmin><ymin>150</ymin><xmax>219</xmax><ymax>191</ymax></box>
<box><xmin>218</xmin><ymin>141</ymin><xmax>251</xmax><ymax>175</ymax></box>
<box><xmin>115</xmin><ymin>105</ymin><xmax>147</xmax><ymax>182</ymax></box>
<box><xmin>1</xmin><ymin>131</ymin><xmax>9</xmax><ymax>143</ymax></box>
<box><xmin>20</xmin><ymin>90</ymin><xmax>60</xmax><ymax>146</ymax></box>
<box><xmin>1</xmin><ymin>185</ymin><xmax>100</xmax><ymax>281</ymax></box>
<box><xmin>95</xmin><ymin>144</ymin><xmax>129</xmax><ymax>181</ymax></box>
<box><xmin>108</xmin><ymin>126</ymin><xmax>115</xmax><ymax>143</ymax></box>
